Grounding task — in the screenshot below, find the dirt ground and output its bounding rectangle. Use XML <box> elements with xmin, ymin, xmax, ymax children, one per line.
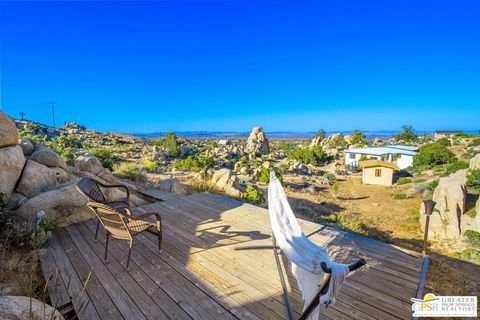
<box><xmin>281</xmin><ymin>175</ymin><xmax>480</xmax><ymax>298</ymax></box>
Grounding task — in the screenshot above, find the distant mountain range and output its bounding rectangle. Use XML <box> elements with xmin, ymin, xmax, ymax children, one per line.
<box><xmin>131</xmin><ymin>130</ymin><xmax>429</xmax><ymax>140</ymax></box>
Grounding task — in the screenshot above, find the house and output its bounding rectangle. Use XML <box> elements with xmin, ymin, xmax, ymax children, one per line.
<box><xmin>359</xmin><ymin>160</ymin><xmax>400</xmax><ymax>186</ymax></box>
<box><xmin>434</xmin><ymin>130</ymin><xmax>463</xmax><ymax>139</ymax></box>
<box><xmin>344</xmin><ymin>145</ymin><xmax>418</xmax><ymax>170</ymax></box>
<box><xmin>218</xmin><ymin>139</ymin><xmax>229</xmax><ymax>146</ymax></box>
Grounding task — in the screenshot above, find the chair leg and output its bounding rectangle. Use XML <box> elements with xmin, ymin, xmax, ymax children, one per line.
<box><xmin>126</xmin><ymin>239</ymin><xmax>133</xmax><ymax>270</ymax></box>
<box><xmin>95</xmin><ymin>220</ymin><xmax>100</xmax><ymax>241</ymax></box>
<box><xmin>105</xmin><ymin>233</ymin><xmax>109</xmax><ymax>261</ymax></box>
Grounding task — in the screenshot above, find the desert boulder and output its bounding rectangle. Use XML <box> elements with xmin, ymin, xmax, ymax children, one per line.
<box><xmin>0</xmin><ymin>145</ymin><xmax>26</xmax><ymax>201</ymax></box>
<box><xmin>0</xmin><ymin>112</ymin><xmax>19</xmax><ymax>148</ymax></box>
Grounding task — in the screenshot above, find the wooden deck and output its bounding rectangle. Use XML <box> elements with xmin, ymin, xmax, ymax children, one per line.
<box><xmin>40</xmin><ymin>192</ymin><xmax>424</xmax><ymax>320</ymax></box>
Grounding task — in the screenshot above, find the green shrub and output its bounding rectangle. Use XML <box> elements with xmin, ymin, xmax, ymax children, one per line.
<box><xmin>436</xmin><ymin>137</ymin><xmax>451</xmax><ymax>147</ymax></box>
<box><xmin>323</xmin><ymin>173</ymin><xmax>337</xmax><ymax>183</ymax></box>
<box><xmin>396</xmin><ymin>177</ymin><xmax>412</xmax><ymax>185</ymax></box>
<box><xmin>89</xmin><ymin>147</ymin><xmax>117</xmax><ymax>171</ymax></box>
<box><xmin>393</xmin><ymin>193</ymin><xmax>411</xmax><ymax>200</ymax></box>
<box><xmin>329</xmin><ymin>134</ymin><xmax>348</xmax><ymax>149</ymax></box>
<box><xmin>467</xmin><ymin>169</ymin><xmax>480</xmax><ymax>190</ymax></box>
<box><xmin>315</xmin><ymin>213</ymin><xmax>363</xmax><ymax>233</ymax></box>
<box><xmin>288</xmin><ymin>145</ymin><xmax>326</xmax><ymax>165</ymax></box>
<box><xmin>412</xmin><ymin>142</ymin><xmax>456</xmax><ymax>168</ymax></box>
<box><xmin>332</xmin><ymin>182</ymin><xmax>340</xmax><ymax>193</ymax></box>
<box><xmin>142</xmin><ymin>159</ymin><xmax>157</xmax><ymax>172</ymax></box>
<box><xmin>426</xmin><ymin>180</ymin><xmax>439</xmax><ymax>191</ymax></box>
<box><xmin>114</xmin><ymin>162</ymin><xmax>145</xmax><ymax>182</ymax></box>
<box><xmin>31</xmin><ymin>215</ymin><xmax>60</xmax><ymax>248</ymax></box>
<box><xmin>464</xmin><ymin>230</ymin><xmax>480</xmax><ymax>247</ymax></box>
<box><xmin>443</xmin><ymin>161</ymin><xmax>469</xmax><ymax>175</ymax></box>
<box><xmin>153</xmin><ymin>132</ymin><xmax>181</xmax><ymax>158</ymax></box>
<box><xmin>351</xmin><ymin>129</ymin><xmax>367</xmax><ymax>147</ymax></box>
<box><xmin>453</xmin><ymin>248</ymin><xmax>480</xmax><ymax>262</ymax></box>
<box><xmin>258</xmin><ymin>168</ymin><xmax>283</xmax><ymax>184</ymax></box>
<box><xmin>243</xmin><ymin>185</ymin><xmax>264</xmax><ymax>204</ymax></box>
<box><xmin>468</xmin><ymin>138</ymin><xmax>480</xmax><ymax>147</ymax></box>
<box><xmin>177</xmin><ymin>155</ymin><xmax>214</xmax><ymax>172</ymax></box>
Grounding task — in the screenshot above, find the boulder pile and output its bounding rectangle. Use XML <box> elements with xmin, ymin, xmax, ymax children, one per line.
<box><xmin>246</xmin><ymin>127</ymin><xmax>269</xmax><ymax>155</ymax></box>
<box><xmin>0</xmin><ymin>111</ymin><xmax>149</xmax><ymax>225</ymax></box>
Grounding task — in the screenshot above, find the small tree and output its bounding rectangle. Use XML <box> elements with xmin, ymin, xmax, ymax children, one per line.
<box><xmin>316</xmin><ymin>129</ymin><xmax>326</xmax><ymax>140</ymax></box>
<box><xmin>351</xmin><ymin>129</ymin><xmax>367</xmax><ymax>147</ymax></box>
<box><xmin>19</xmin><ymin>112</ymin><xmax>26</xmax><ymax>120</ymax></box>
<box><xmin>395</xmin><ymin>125</ymin><xmax>418</xmax><ymax>142</ymax></box>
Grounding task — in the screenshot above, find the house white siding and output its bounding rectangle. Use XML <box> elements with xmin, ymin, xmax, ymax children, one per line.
<box><xmin>396</xmin><ymin>154</ymin><xmax>413</xmax><ymax>169</ymax></box>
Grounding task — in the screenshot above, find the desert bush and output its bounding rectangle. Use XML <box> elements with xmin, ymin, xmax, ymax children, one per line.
<box><xmin>142</xmin><ymin>159</ymin><xmax>158</xmax><ymax>172</ymax></box>
<box><xmin>468</xmin><ymin>138</ymin><xmax>480</xmax><ymax>147</ymax></box>
<box><xmin>153</xmin><ymin>132</ymin><xmax>181</xmax><ymax>158</ymax></box>
<box><xmin>257</xmin><ymin>168</ymin><xmax>283</xmax><ymax>184</ymax></box>
<box><xmin>190</xmin><ymin>179</ymin><xmax>219</xmax><ymax>193</ymax></box>
<box><xmin>315</xmin><ymin>213</ymin><xmax>364</xmax><ymax>234</ymax></box>
<box><xmin>453</xmin><ymin>248</ymin><xmax>480</xmax><ymax>262</ymax></box>
<box><xmin>322</xmin><ymin>173</ymin><xmax>337</xmax><ymax>183</ymax></box>
<box><xmin>464</xmin><ymin>230</ymin><xmax>480</xmax><ymax>247</ymax></box>
<box><xmin>89</xmin><ymin>147</ymin><xmax>117</xmax><ymax>171</ymax></box>
<box><xmin>351</xmin><ymin>129</ymin><xmax>367</xmax><ymax>147</ymax></box>
<box><xmin>443</xmin><ymin>161</ymin><xmax>469</xmax><ymax>176</ymax></box>
<box><xmin>467</xmin><ymin>169</ymin><xmax>480</xmax><ymax>190</ymax></box>
<box><xmin>412</xmin><ymin>142</ymin><xmax>456</xmax><ymax>168</ymax></box>
<box><xmin>436</xmin><ymin>137</ymin><xmax>451</xmax><ymax>147</ymax></box>
<box><xmin>329</xmin><ymin>134</ymin><xmax>348</xmax><ymax>149</ymax></box>
<box><xmin>288</xmin><ymin>145</ymin><xmax>326</xmax><ymax>165</ymax></box>
<box><xmin>177</xmin><ymin>155</ymin><xmax>214</xmax><ymax>172</ymax></box>
<box><xmin>243</xmin><ymin>185</ymin><xmax>264</xmax><ymax>204</ymax></box>
<box><xmin>396</xmin><ymin>177</ymin><xmax>412</xmax><ymax>185</ymax></box>
<box><xmin>332</xmin><ymin>182</ymin><xmax>340</xmax><ymax>194</ymax></box>
<box><xmin>114</xmin><ymin>162</ymin><xmax>145</xmax><ymax>182</ymax></box>
<box><xmin>393</xmin><ymin>193</ymin><xmax>411</xmax><ymax>200</ymax></box>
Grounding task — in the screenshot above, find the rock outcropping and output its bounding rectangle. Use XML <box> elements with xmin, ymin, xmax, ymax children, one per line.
<box><xmin>0</xmin><ymin>112</ymin><xmax>26</xmax><ymax>202</ymax></box>
<box><xmin>419</xmin><ymin>170</ymin><xmax>479</xmax><ymax>239</ymax></box>
<box><xmin>246</xmin><ymin>127</ymin><xmax>269</xmax><ymax>155</ymax></box>
<box><xmin>211</xmin><ymin>168</ymin><xmax>245</xmax><ymax>197</ymax></box>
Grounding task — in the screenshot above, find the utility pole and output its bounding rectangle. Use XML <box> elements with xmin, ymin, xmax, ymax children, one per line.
<box><xmin>48</xmin><ymin>101</ymin><xmax>57</xmax><ymax>131</ymax></box>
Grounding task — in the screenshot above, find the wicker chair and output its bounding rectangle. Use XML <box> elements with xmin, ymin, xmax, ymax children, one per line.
<box><xmin>76</xmin><ymin>177</ymin><xmax>162</xmax><ymax>269</ymax></box>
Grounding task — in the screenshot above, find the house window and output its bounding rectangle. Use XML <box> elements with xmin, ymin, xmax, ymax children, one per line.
<box><xmin>375</xmin><ymin>169</ymin><xmax>382</xmax><ymax>177</ymax></box>
<box><xmin>349</xmin><ymin>153</ymin><xmax>356</xmax><ymax>159</ymax></box>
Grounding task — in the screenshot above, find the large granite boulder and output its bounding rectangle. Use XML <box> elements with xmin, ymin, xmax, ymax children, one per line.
<box><xmin>0</xmin><ymin>112</ymin><xmax>18</xmax><ymax>148</ymax></box>
<box><xmin>75</xmin><ymin>154</ymin><xmax>104</xmax><ymax>175</ymax></box>
<box><xmin>30</xmin><ymin>148</ymin><xmax>67</xmax><ymax>170</ymax></box>
<box><xmin>420</xmin><ymin>170</ymin><xmax>468</xmax><ymax>239</ymax></box>
<box><xmin>0</xmin><ymin>145</ymin><xmax>26</xmax><ymax>202</ymax></box>
<box><xmin>74</xmin><ymin>154</ymin><xmax>115</xmax><ymax>183</ymax></box>
<box><xmin>157</xmin><ymin>176</ymin><xmax>190</xmax><ymax>195</ymax></box>
<box><xmin>470</xmin><ymin>153</ymin><xmax>480</xmax><ymax>170</ymax></box>
<box><xmin>18</xmin><ymin>137</ymin><xmax>34</xmax><ymax>155</ymax></box>
<box><xmin>16</xmin><ymin>160</ymin><xmax>73</xmax><ymax>198</ymax></box>
<box><xmin>17</xmin><ymin>180</ymin><xmax>91</xmax><ymax>223</ymax></box>
<box><xmin>246</xmin><ymin>127</ymin><xmax>269</xmax><ymax>155</ymax></box>
<box><xmin>0</xmin><ymin>295</ymin><xmax>64</xmax><ymax>320</ymax></box>
<box><xmin>211</xmin><ymin>168</ymin><xmax>244</xmax><ymax>197</ymax></box>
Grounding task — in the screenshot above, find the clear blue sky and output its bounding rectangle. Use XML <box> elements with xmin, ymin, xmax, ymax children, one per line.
<box><xmin>1</xmin><ymin>1</ymin><xmax>479</xmax><ymax>133</ymax></box>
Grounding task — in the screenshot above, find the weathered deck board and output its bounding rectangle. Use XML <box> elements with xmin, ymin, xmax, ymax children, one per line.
<box><xmin>40</xmin><ymin>191</ymin><xmax>423</xmax><ymax>320</ymax></box>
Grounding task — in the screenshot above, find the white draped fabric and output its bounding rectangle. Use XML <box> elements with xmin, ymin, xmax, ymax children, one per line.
<box><xmin>268</xmin><ymin>172</ymin><xmax>349</xmax><ymax>319</ymax></box>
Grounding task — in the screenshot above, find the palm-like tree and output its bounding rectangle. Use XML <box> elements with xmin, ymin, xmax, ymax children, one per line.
<box><xmin>19</xmin><ymin>112</ymin><xmax>26</xmax><ymax>120</ymax></box>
